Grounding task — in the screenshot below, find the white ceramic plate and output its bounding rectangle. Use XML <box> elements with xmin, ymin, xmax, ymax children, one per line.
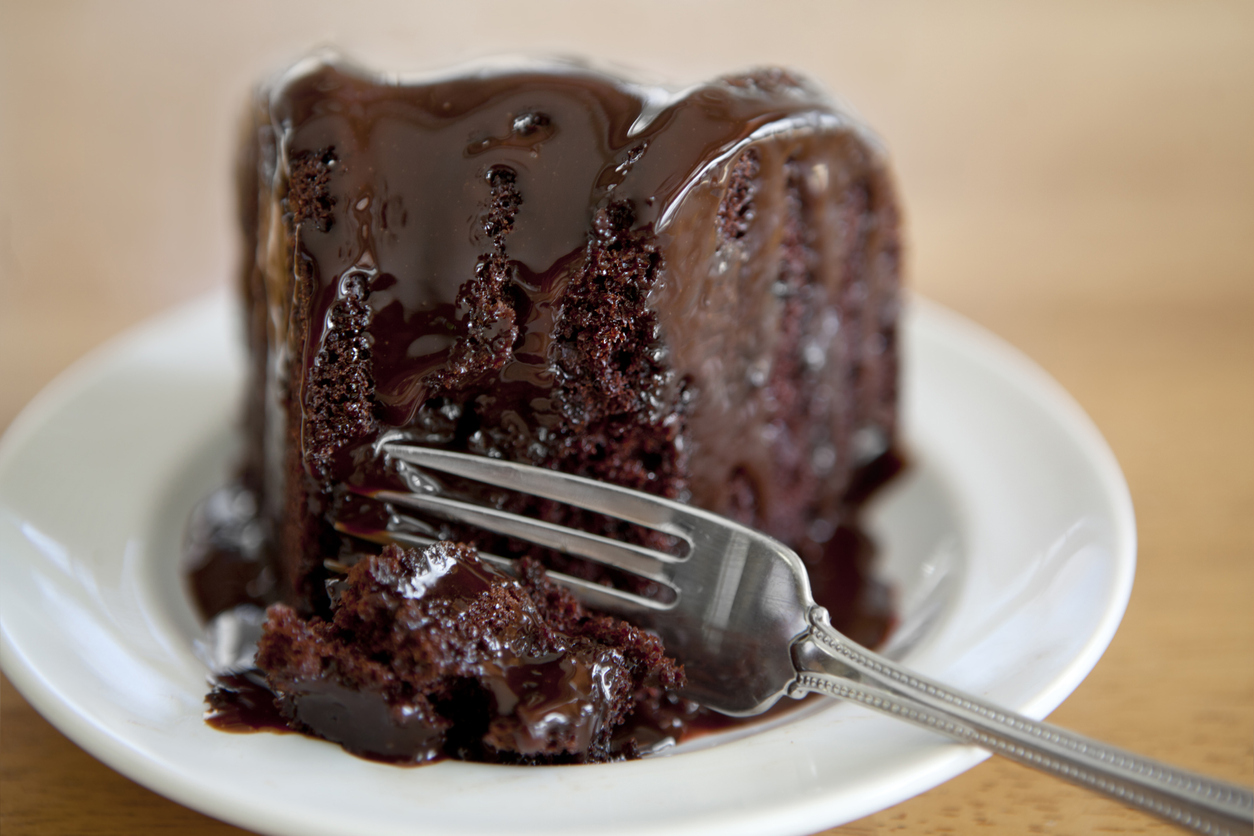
<box><xmin>0</xmin><ymin>292</ymin><xmax>1135</xmax><ymax>836</ymax></box>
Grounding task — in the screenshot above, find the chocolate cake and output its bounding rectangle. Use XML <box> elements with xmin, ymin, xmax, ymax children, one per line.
<box><xmin>211</xmin><ymin>52</ymin><xmax>902</xmax><ymax>762</ymax></box>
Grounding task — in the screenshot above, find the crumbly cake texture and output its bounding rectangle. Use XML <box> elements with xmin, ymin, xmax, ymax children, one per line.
<box><xmin>234</xmin><ymin>54</ymin><xmax>901</xmax><ymax>760</ymax></box>
<box><xmin>255</xmin><ymin>542</ymin><xmax>680</xmax><ymax>763</ymax></box>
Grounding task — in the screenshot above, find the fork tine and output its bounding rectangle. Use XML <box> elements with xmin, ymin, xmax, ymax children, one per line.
<box><xmin>380</xmin><ymin>443</ymin><xmax>701</xmax><ymax>538</ymax></box>
<box><xmin>331</xmin><ymin>520</ymin><xmax>667</xmax><ymax>615</ymax></box>
<box><xmin>371</xmin><ymin>488</ymin><xmax>678</xmax><ymax>585</ymax></box>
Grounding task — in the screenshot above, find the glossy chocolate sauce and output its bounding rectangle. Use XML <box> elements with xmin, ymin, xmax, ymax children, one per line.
<box><xmin>274</xmin><ymin>62</ymin><xmax>834</xmax><ymax>429</ymax></box>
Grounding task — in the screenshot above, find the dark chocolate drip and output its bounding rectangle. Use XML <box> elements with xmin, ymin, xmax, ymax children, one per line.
<box><xmin>274</xmin><ymin>59</ymin><xmax>833</xmax><ymax>443</ymax></box>
<box><xmin>207</xmin><ymin>671</ymin><xmax>293</xmax><ymax>734</ymax></box>
<box><xmin>184</xmin><ymin>484</ymin><xmax>275</xmax><ymax>619</ymax></box>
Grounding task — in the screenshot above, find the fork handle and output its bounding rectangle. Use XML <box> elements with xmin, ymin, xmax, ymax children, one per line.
<box><xmin>791</xmin><ymin>607</ymin><xmax>1253</xmax><ymax>835</ymax></box>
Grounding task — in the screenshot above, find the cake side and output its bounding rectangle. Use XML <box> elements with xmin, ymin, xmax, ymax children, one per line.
<box><xmin>654</xmin><ymin>95</ymin><xmax>900</xmax><ymax>571</ymax></box>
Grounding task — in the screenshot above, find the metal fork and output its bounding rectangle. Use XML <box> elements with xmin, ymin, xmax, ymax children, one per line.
<box><xmin>362</xmin><ymin>440</ymin><xmax>1252</xmax><ymax>835</ymax></box>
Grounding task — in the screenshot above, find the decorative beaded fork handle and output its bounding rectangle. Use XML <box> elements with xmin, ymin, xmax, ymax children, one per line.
<box><xmin>364</xmin><ymin>442</ymin><xmax>1253</xmax><ymax>834</ymax></box>
<box><xmin>791</xmin><ymin>609</ymin><xmax>1251</xmax><ymax>835</ymax></box>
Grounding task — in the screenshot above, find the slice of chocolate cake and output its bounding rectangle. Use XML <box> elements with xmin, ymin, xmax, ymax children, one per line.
<box><xmin>219</xmin><ymin>52</ymin><xmax>902</xmax><ymax>761</ymax></box>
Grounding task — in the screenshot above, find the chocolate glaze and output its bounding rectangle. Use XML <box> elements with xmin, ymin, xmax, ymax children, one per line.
<box><xmin>270</xmin><ymin>63</ymin><xmax>833</xmax><ymax>414</ymax></box>
<box><xmin>184</xmin><ymin>484</ymin><xmax>276</xmax><ymax>616</ymax></box>
<box><xmin>206</xmin><ymin>671</ymin><xmax>294</xmax><ymax>734</ymax></box>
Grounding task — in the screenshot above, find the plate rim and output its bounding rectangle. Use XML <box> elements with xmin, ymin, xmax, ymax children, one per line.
<box><xmin>905</xmin><ymin>297</ymin><xmax>1137</xmax><ymax>719</ymax></box>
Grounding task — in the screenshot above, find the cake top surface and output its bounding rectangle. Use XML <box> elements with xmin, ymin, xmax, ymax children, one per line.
<box><xmin>266</xmin><ymin>52</ymin><xmax>860</xmax><ymax>233</ymax></box>
<box><xmin>261</xmin><ymin>53</ymin><xmax>864</xmax><ymax>302</ymax></box>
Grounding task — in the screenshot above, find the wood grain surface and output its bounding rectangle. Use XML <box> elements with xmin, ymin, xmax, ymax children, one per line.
<box><xmin>2</xmin><ymin>2</ymin><xmax>1250</xmax><ymax>834</ymax></box>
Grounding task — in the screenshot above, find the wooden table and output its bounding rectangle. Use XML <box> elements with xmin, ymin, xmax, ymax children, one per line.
<box><xmin>2</xmin><ymin>3</ymin><xmax>1250</xmax><ymax>833</ymax></box>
